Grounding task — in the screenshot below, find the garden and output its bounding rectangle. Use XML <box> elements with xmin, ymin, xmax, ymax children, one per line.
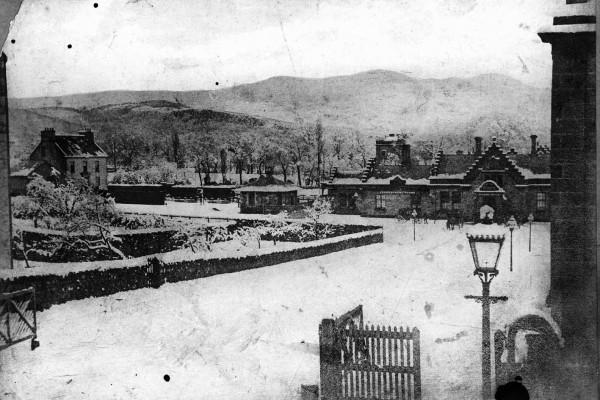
<box><xmin>11</xmin><ymin>176</ymin><xmax>378</xmax><ymax>266</ymax></box>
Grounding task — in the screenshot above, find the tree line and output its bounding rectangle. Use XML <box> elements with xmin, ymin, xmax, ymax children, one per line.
<box><xmin>100</xmin><ymin>118</ymin><xmax>376</xmax><ymax>186</ymax></box>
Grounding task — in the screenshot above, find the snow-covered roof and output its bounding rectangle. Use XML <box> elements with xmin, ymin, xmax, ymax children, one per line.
<box><xmin>53</xmin><ymin>134</ymin><xmax>108</xmax><ymax>158</ymax></box>
<box><xmin>238</xmin><ymin>185</ymin><xmax>298</xmax><ymax>193</ymax></box>
<box><xmin>10</xmin><ymin>166</ymin><xmax>36</xmax><ymax>177</ymax></box>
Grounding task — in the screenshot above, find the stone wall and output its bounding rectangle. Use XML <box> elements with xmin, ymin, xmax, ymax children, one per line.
<box><xmin>0</xmin><ymin>229</ymin><xmax>383</xmax><ymax>310</ymax></box>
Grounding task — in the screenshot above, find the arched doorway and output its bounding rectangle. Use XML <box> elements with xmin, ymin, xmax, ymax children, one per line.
<box><xmin>474</xmin><ymin>180</ymin><xmax>506</xmax><ymax>222</ymax></box>
<box><xmin>495</xmin><ymin>315</ymin><xmax>561</xmax><ymax>399</ymax></box>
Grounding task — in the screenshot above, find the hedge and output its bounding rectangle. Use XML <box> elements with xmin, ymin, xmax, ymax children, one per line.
<box><xmin>0</xmin><ymin>229</ymin><xmax>383</xmax><ymax>310</ymax></box>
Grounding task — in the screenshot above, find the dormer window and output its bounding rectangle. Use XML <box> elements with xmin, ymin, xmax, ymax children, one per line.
<box><xmin>69</xmin><ymin>162</ymin><xmax>75</xmax><ymax>174</ymax></box>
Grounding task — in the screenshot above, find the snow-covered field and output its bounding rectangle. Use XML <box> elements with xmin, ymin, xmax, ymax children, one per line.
<box><xmin>0</xmin><ymin>219</ymin><xmax>551</xmax><ymax>400</ymax></box>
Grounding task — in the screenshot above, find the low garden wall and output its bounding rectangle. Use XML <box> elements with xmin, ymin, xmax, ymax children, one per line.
<box><xmin>0</xmin><ymin>229</ymin><xmax>383</xmax><ymax>310</ymax></box>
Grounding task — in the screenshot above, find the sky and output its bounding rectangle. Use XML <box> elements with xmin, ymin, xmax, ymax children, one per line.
<box><xmin>1</xmin><ymin>0</ymin><xmax>573</xmax><ymax>98</ymax></box>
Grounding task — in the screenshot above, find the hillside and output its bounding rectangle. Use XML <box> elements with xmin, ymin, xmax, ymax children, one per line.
<box><xmin>8</xmin><ymin>70</ymin><xmax>550</xmax><ymax>166</ymax></box>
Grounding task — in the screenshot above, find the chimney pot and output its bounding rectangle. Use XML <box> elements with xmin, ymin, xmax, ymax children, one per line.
<box><xmin>41</xmin><ymin>127</ymin><xmax>55</xmax><ymax>141</ymax></box>
<box><xmin>474</xmin><ymin>136</ymin><xmax>483</xmax><ymax>155</ymax></box>
<box><xmin>530</xmin><ymin>134</ymin><xmax>538</xmax><ymax>155</ymax></box>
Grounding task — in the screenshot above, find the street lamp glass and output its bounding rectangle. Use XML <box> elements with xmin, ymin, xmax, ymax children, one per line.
<box><xmin>506</xmin><ymin>216</ymin><xmax>517</xmax><ymax>230</ymax></box>
<box><xmin>466</xmin><ymin>234</ymin><xmax>505</xmax><ymax>273</ymax></box>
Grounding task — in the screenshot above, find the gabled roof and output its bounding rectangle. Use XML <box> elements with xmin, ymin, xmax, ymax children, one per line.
<box><xmin>507</xmin><ymin>154</ymin><xmax>550</xmax><ymax>175</ymax></box>
<box><xmin>53</xmin><ymin>134</ymin><xmax>108</xmax><ymax>158</ymax></box>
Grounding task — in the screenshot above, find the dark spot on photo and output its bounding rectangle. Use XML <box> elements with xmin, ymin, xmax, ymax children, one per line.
<box><xmin>94</xmin><ymin>2</ymin><xmax>99</xmax><ymax>7</ymax></box>
<box><xmin>10</xmin><ymin>39</ymin><xmax>15</xmax><ymax>44</ymax></box>
<box><xmin>163</xmin><ymin>374</ymin><xmax>170</xmax><ymax>382</ymax></box>
<box><xmin>67</xmin><ymin>44</ymin><xmax>72</xmax><ymax>49</ymax></box>
<box><xmin>215</xmin><ymin>82</ymin><xmax>219</xmax><ymax>86</ymax></box>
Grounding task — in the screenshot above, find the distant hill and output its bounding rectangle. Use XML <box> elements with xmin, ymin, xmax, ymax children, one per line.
<box><xmin>8</xmin><ymin>70</ymin><xmax>550</xmax><ymax>166</ymax></box>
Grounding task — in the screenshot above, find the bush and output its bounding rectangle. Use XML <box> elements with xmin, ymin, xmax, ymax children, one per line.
<box><xmin>110</xmin><ymin>165</ymin><xmax>182</xmax><ymax>185</ymax></box>
<box><xmin>11</xmin><ymin>196</ymin><xmax>38</xmax><ymax>220</ymax></box>
<box><xmin>111</xmin><ymin>214</ymin><xmax>167</xmax><ymax>229</ymax></box>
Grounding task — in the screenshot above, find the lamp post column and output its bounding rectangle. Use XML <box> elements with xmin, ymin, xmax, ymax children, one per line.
<box><xmin>509</xmin><ymin>228</ymin><xmax>513</xmax><ymax>271</ymax></box>
<box><xmin>528</xmin><ymin>221</ymin><xmax>532</xmax><ymax>252</ymax></box>
<box><xmin>481</xmin><ymin>280</ymin><xmax>491</xmax><ymax>399</ymax></box>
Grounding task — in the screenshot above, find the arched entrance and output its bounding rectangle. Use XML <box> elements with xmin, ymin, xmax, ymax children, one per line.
<box><xmin>474</xmin><ymin>180</ymin><xmax>507</xmax><ymax>222</ymax></box>
<box><xmin>494</xmin><ymin>315</ymin><xmax>561</xmax><ymax>399</ymax></box>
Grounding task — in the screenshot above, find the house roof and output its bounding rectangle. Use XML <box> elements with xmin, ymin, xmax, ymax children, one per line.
<box><xmin>327</xmin><ymin>139</ymin><xmax>551</xmax><ymax>188</ymax></box>
<box><xmin>53</xmin><ymin>134</ymin><xmax>108</xmax><ymax>158</ymax></box>
<box><xmin>238</xmin><ymin>185</ymin><xmax>298</xmax><ymax>193</ymax></box>
<box><xmin>507</xmin><ymin>154</ymin><xmax>550</xmax><ymax>175</ymax></box>
<box><xmin>432</xmin><ymin>153</ymin><xmax>478</xmax><ymax>175</ymax></box>
<box><xmin>10</xmin><ymin>161</ymin><xmax>61</xmax><ymax>178</ymax></box>
<box><xmin>239</xmin><ymin>174</ymin><xmax>298</xmax><ymax>192</ymax></box>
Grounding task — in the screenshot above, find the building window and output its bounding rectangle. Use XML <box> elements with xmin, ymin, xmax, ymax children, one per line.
<box><xmin>69</xmin><ymin>162</ymin><xmax>75</xmax><ymax>174</ymax></box>
<box><xmin>82</xmin><ymin>161</ymin><xmax>88</xmax><ymax>174</ymax></box>
<box><xmin>484</xmin><ymin>173</ymin><xmax>503</xmax><ymax>187</ymax></box>
<box><xmin>536</xmin><ymin>192</ymin><xmax>547</xmax><ymax>210</ymax></box>
<box><xmin>248</xmin><ymin>193</ymin><xmax>255</xmax><ymax>206</ymax></box>
<box><xmin>95</xmin><ymin>161</ymin><xmax>100</xmax><ymax>173</ymax></box>
<box><xmin>451</xmin><ymin>191</ymin><xmax>461</xmax><ymax>209</ymax></box>
<box><xmin>376</xmin><ymin>193</ymin><xmax>385</xmax><ymax>209</ymax></box>
<box><xmin>95</xmin><ymin>175</ymin><xmax>101</xmax><ymax>187</ymax></box>
<box><xmin>440</xmin><ymin>191</ymin><xmax>450</xmax><ymax>210</ymax></box>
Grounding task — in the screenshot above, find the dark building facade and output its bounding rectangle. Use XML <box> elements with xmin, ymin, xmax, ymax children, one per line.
<box><xmin>538</xmin><ymin>1</ymin><xmax>597</xmax><ymax>398</ymax></box>
<box><xmin>28</xmin><ymin>127</ymin><xmax>108</xmax><ymax>189</ymax></box>
<box><xmin>324</xmin><ymin>134</ymin><xmax>550</xmax><ymax>222</ymax></box>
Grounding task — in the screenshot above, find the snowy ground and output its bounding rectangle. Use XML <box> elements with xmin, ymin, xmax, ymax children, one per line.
<box><xmin>0</xmin><ymin>218</ymin><xmax>551</xmax><ymax>400</ymax></box>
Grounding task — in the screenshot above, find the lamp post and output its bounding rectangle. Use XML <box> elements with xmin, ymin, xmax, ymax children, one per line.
<box><xmin>411</xmin><ymin>208</ymin><xmax>417</xmax><ymax>241</ymax></box>
<box><xmin>506</xmin><ymin>216</ymin><xmax>517</xmax><ymax>272</ymax></box>
<box><xmin>527</xmin><ymin>213</ymin><xmax>534</xmax><ymax>252</ymax></box>
<box><xmin>465</xmin><ymin>233</ymin><xmax>508</xmax><ymax>400</ymax></box>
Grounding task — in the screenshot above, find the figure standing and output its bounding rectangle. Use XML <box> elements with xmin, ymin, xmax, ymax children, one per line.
<box><xmin>495</xmin><ymin>376</ymin><xmax>530</xmax><ymax>400</ymax></box>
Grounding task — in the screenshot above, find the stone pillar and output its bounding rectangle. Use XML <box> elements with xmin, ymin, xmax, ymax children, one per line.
<box><xmin>539</xmin><ymin>4</ymin><xmax>596</xmax><ymax>398</ymax></box>
<box><xmin>0</xmin><ymin>52</ymin><xmax>12</xmax><ymax>269</ymax></box>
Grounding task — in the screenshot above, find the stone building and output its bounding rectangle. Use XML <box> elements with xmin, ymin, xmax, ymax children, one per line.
<box><xmin>324</xmin><ymin>134</ymin><xmax>550</xmax><ymax>222</ymax></box>
<box><xmin>27</xmin><ymin>127</ymin><xmax>108</xmax><ymax>190</ymax></box>
<box><xmin>538</xmin><ymin>0</ymin><xmax>597</xmax><ymax>398</ymax></box>
<box><xmin>238</xmin><ymin>173</ymin><xmax>299</xmax><ymax>214</ymax></box>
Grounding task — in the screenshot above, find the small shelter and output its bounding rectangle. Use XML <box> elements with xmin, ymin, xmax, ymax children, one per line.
<box><xmin>238</xmin><ymin>173</ymin><xmax>298</xmax><ymax>214</ymax></box>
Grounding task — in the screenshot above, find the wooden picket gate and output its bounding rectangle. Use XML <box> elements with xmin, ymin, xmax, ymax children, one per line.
<box><xmin>0</xmin><ymin>287</ymin><xmax>39</xmax><ymax>351</ymax></box>
<box><xmin>320</xmin><ymin>306</ymin><xmax>421</xmax><ymax>400</ymax></box>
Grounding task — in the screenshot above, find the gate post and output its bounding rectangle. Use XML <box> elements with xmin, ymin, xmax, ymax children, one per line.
<box><xmin>148</xmin><ymin>257</ymin><xmax>163</xmax><ymax>289</ymax></box>
<box><xmin>413</xmin><ymin>327</ymin><xmax>422</xmax><ymax>399</ymax></box>
<box><xmin>319</xmin><ymin>318</ymin><xmax>339</xmax><ymax>400</ymax></box>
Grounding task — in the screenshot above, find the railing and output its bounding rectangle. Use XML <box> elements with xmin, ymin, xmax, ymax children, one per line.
<box><xmin>320</xmin><ymin>306</ymin><xmax>421</xmax><ymax>400</ymax></box>
<box><xmin>0</xmin><ymin>287</ymin><xmax>39</xmax><ymax>351</ymax></box>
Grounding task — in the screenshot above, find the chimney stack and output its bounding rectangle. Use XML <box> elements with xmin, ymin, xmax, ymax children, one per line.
<box><xmin>530</xmin><ymin>134</ymin><xmax>538</xmax><ymax>155</ymax></box>
<box><xmin>401</xmin><ymin>144</ymin><xmax>411</xmax><ymax>167</ymax></box>
<box><xmin>41</xmin><ymin>127</ymin><xmax>55</xmax><ymax>141</ymax></box>
<box><xmin>79</xmin><ymin>128</ymin><xmax>94</xmax><ymax>144</ymax></box>
<box><xmin>474</xmin><ymin>136</ymin><xmax>482</xmax><ymax>155</ymax></box>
